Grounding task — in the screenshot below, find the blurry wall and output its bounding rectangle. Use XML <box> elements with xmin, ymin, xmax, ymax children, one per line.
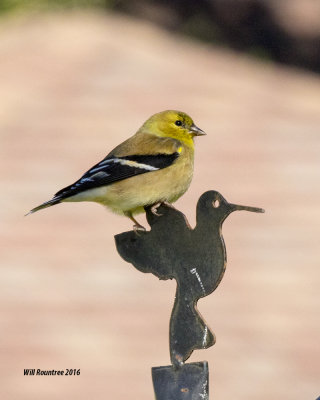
<box><xmin>1</xmin><ymin>0</ymin><xmax>320</xmax><ymax>72</ymax></box>
<box><xmin>0</xmin><ymin>2</ymin><xmax>319</xmax><ymax>400</ymax></box>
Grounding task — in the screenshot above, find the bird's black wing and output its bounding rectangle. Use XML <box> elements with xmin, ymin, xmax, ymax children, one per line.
<box><xmin>54</xmin><ymin>153</ymin><xmax>179</xmax><ymax>200</ymax></box>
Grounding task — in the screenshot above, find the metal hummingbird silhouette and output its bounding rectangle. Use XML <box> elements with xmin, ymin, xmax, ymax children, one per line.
<box><xmin>115</xmin><ymin>190</ymin><xmax>264</xmax><ymax>367</ymax></box>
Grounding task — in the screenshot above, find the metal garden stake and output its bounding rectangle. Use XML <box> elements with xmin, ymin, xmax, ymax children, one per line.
<box><xmin>115</xmin><ymin>190</ymin><xmax>264</xmax><ymax>399</ymax></box>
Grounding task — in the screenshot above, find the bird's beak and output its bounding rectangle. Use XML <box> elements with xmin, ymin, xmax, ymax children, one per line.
<box><xmin>229</xmin><ymin>203</ymin><xmax>265</xmax><ymax>214</ymax></box>
<box><xmin>189</xmin><ymin>124</ymin><xmax>206</xmax><ymax>136</ymax></box>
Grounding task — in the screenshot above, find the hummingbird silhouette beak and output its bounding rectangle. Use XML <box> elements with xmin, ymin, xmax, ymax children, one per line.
<box><xmin>229</xmin><ymin>203</ymin><xmax>265</xmax><ymax>213</ymax></box>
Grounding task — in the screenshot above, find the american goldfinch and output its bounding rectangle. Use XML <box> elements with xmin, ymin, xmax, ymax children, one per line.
<box><xmin>27</xmin><ymin>110</ymin><xmax>205</xmax><ymax>230</ymax></box>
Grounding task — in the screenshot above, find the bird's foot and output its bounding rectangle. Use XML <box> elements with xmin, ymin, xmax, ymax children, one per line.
<box><xmin>150</xmin><ymin>202</ymin><xmax>162</xmax><ymax>217</ymax></box>
<box><xmin>133</xmin><ymin>224</ymin><xmax>146</xmax><ymax>235</ymax></box>
<box><xmin>126</xmin><ymin>212</ymin><xmax>146</xmax><ymax>234</ymax></box>
<box><xmin>150</xmin><ymin>201</ymin><xmax>177</xmax><ymax>216</ymax></box>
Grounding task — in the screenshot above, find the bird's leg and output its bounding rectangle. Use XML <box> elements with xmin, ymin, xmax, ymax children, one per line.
<box><xmin>126</xmin><ymin>212</ymin><xmax>146</xmax><ymax>233</ymax></box>
<box><xmin>150</xmin><ymin>202</ymin><xmax>162</xmax><ymax>217</ymax></box>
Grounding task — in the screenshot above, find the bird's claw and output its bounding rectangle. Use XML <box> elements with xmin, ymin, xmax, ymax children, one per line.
<box><xmin>150</xmin><ymin>201</ymin><xmax>177</xmax><ymax>217</ymax></box>
<box><xmin>133</xmin><ymin>224</ymin><xmax>146</xmax><ymax>235</ymax></box>
<box><xmin>150</xmin><ymin>203</ymin><xmax>162</xmax><ymax>217</ymax></box>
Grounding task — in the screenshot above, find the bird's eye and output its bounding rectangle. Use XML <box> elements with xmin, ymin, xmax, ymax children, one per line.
<box><xmin>175</xmin><ymin>120</ymin><xmax>182</xmax><ymax>127</ymax></box>
<box><xmin>213</xmin><ymin>200</ymin><xmax>220</xmax><ymax>208</ymax></box>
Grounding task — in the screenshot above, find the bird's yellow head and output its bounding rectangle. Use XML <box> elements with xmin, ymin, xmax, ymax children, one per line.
<box><xmin>141</xmin><ymin>110</ymin><xmax>205</xmax><ymax>148</ymax></box>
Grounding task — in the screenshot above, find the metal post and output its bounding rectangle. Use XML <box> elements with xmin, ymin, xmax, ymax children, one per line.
<box><xmin>152</xmin><ymin>362</ymin><xmax>209</xmax><ymax>400</ymax></box>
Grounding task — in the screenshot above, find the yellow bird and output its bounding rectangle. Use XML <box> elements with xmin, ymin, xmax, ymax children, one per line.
<box><xmin>27</xmin><ymin>110</ymin><xmax>205</xmax><ymax>231</ymax></box>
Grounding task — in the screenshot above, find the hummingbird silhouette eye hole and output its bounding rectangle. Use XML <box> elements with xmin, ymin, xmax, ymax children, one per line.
<box><xmin>212</xmin><ymin>199</ymin><xmax>220</xmax><ymax>208</ymax></box>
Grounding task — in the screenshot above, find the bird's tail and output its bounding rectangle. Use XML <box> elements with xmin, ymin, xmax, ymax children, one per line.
<box><xmin>25</xmin><ymin>197</ymin><xmax>61</xmax><ymax>216</ymax></box>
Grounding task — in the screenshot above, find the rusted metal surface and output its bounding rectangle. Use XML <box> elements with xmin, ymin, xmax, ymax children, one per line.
<box><xmin>115</xmin><ymin>190</ymin><xmax>264</xmax><ymax>367</ymax></box>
